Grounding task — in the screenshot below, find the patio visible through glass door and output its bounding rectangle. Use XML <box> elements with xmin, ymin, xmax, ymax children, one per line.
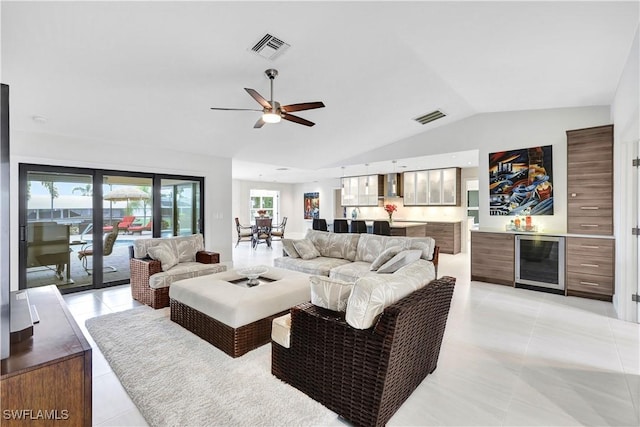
<box><xmin>161</xmin><ymin>179</ymin><xmax>201</xmax><ymax>236</ymax></box>
<box><xmin>24</xmin><ymin>171</ymin><xmax>94</xmax><ymax>289</ymax></box>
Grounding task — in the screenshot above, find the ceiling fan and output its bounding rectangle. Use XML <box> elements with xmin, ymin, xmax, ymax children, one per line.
<box><xmin>210</xmin><ymin>69</ymin><xmax>325</xmax><ymax>128</ymax></box>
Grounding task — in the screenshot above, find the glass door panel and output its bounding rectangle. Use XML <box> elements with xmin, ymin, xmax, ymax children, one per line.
<box><xmin>161</xmin><ymin>178</ymin><xmax>201</xmax><ymax>236</ymax></box>
<box><xmin>102</xmin><ymin>175</ymin><xmax>153</xmax><ymax>286</ymax></box>
<box><xmin>25</xmin><ymin>171</ymin><xmax>93</xmax><ymax>289</ymax></box>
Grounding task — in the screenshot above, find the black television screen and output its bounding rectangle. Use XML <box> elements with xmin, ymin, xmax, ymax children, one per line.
<box><xmin>1</xmin><ymin>83</ymin><xmax>10</xmax><ymax>360</ymax></box>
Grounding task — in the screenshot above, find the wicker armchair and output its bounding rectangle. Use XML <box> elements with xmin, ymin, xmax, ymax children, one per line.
<box><xmin>272</xmin><ymin>276</ymin><xmax>456</xmax><ymax>427</ymax></box>
<box><xmin>130</xmin><ymin>250</ymin><xmax>220</xmax><ymax>309</ymax></box>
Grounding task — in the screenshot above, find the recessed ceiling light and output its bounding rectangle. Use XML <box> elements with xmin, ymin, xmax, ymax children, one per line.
<box><xmin>32</xmin><ymin>115</ymin><xmax>47</xmax><ymax>123</ymax></box>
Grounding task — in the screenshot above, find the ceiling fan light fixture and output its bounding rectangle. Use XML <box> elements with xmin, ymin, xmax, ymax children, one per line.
<box><xmin>262</xmin><ymin>112</ymin><xmax>281</xmax><ymax>123</ymax></box>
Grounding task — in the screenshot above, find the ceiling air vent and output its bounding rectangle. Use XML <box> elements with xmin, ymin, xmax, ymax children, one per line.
<box><xmin>250</xmin><ymin>33</ymin><xmax>290</xmax><ymax>61</ymax></box>
<box><xmin>414</xmin><ymin>110</ymin><xmax>446</xmax><ymax>125</ymax></box>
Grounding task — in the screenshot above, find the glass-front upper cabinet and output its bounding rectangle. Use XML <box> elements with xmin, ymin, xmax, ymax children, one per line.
<box><xmin>402</xmin><ymin>167</ymin><xmax>461</xmax><ymax>206</ymax></box>
<box><xmin>442</xmin><ymin>168</ymin><xmax>457</xmax><ymax>205</ymax></box>
<box><xmin>416</xmin><ymin>171</ymin><xmax>429</xmax><ymax>205</ymax></box>
<box><xmin>428</xmin><ymin>170</ymin><xmax>442</xmax><ymax>205</ymax></box>
<box><xmin>403</xmin><ymin>172</ymin><xmax>416</xmax><ymax>204</ymax></box>
<box><xmin>340</xmin><ymin>175</ymin><xmax>382</xmax><ymax>206</ymax></box>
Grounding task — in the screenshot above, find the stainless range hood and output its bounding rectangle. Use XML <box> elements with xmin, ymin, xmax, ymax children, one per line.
<box><xmin>384</xmin><ymin>173</ymin><xmax>403</xmax><ymax>198</ymax></box>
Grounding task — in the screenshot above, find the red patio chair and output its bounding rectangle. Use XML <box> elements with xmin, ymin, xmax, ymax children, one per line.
<box><xmin>128</xmin><ymin>220</ymin><xmax>152</xmax><ymax>235</ymax></box>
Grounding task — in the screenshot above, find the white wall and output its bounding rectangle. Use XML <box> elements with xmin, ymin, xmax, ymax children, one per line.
<box><xmin>10</xmin><ymin>131</ymin><xmax>233</xmax><ymax>289</ymax></box>
<box><xmin>611</xmin><ymin>26</ymin><xmax>639</xmax><ymax>323</ymax></box>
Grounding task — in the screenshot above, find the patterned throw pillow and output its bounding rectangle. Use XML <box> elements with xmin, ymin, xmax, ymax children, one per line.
<box><xmin>369</xmin><ymin>245</ymin><xmax>403</xmax><ymax>271</ymax></box>
<box><xmin>282</xmin><ymin>239</ymin><xmax>301</xmax><ymax>258</ymax></box>
<box><xmin>147</xmin><ymin>242</ymin><xmax>179</xmax><ymax>271</ymax></box>
<box><xmin>292</xmin><ymin>239</ymin><xmax>321</xmax><ymax>260</ymax></box>
<box><xmin>377</xmin><ymin>249</ymin><xmax>422</xmax><ymax>274</ymax></box>
<box><xmin>310</xmin><ymin>276</ymin><xmax>354</xmax><ymax>312</ymax></box>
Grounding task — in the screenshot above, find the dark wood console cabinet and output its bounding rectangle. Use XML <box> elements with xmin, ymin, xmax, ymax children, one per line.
<box><xmin>1</xmin><ymin>285</ymin><xmax>92</xmax><ymax>426</ymax></box>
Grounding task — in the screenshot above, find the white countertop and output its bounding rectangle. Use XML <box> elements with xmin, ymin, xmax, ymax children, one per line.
<box><xmin>472</xmin><ymin>227</ymin><xmax>614</xmax><ymax>239</ymax></box>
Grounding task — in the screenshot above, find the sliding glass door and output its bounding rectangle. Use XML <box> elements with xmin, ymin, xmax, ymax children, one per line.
<box><xmin>19</xmin><ymin>165</ymin><xmax>203</xmax><ymax>293</ymax></box>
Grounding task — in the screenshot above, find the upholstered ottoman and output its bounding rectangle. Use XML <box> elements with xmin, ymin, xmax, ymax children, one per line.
<box><xmin>169</xmin><ymin>266</ymin><xmax>310</xmax><ymax>357</ymax></box>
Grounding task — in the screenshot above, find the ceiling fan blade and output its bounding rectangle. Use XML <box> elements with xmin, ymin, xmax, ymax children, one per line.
<box><xmin>210</xmin><ymin>107</ymin><xmax>262</xmax><ymax>111</ymax></box>
<box><xmin>282</xmin><ymin>113</ymin><xmax>315</xmax><ymax>127</ymax></box>
<box><xmin>253</xmin><ymin>118</ymin><xmax>266</xmax><ymax>129</ymax></box>
<box><xmin>245</xmin><ymin>88</ymin><xmax>272</xmax><ymax>109</ymax></box>
<box><xmin>281</xmin><ymin>102</ymin><xmax>325</xmax><ymax>113</ymax></box>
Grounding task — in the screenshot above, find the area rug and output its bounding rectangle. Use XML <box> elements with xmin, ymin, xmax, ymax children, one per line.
<box><xmin>85</xmin><ymin>306</ymin><xmax>338</xmax><ymax>427</ymax></box>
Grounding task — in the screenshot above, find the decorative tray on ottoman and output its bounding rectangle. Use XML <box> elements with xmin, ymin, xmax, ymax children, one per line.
<box><xmin>233</xmin><ymin>267</ymin><xmax>274</xmax><ymax>287</ymax></box>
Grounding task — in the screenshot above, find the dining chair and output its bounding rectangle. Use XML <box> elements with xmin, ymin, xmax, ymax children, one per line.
<box><xmin>333</xmin><ymin>219</ymin><xmax>349</xmax><ymax>233</ymax></box>
<box><xmin>271</xmin><ymin>217</ymin><xmax>287</xmax><ymax>241</ymax></box>
<box><xmin>235</xmin><ymin>217</ymin><xmax>254</xmax><ymax>247</ymax></box>
<box><xmin>350</xmin><ymin>220</ymin><xmax>367</xmax><ymax>234</ymax></box>
<box><xmin>253</xmin><ymin>217</ymin><xmax>272</xmax><ymax>249</ymax></box>
<box><xmin>372</xmin><ymin>220</ymin><xmax>391</xmax><ymax>236</ymax></box>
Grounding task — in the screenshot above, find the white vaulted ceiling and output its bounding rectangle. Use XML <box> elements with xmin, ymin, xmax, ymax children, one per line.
<box><xmin>2</xmin><ymin>1</ymin><xmax>638</xmax><ymax>182</ymax></box>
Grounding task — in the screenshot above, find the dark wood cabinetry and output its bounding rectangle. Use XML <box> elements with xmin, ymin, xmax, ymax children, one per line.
<box><xmin>566</xmin><ymin>125</ymin><xmax>613</xmax><ymax>235</ymax></box>
<box><xmin>566</xmin><ymin>237</ymin><xmax>614</xmax><ymax>300</ymax></box>
<box><xmin>1</xmin><ymin>286</ymin><xmax>92</xmax><ymax>426</ymax></box>
<box><xmin>471</xmin><ymin>231</ymin><xmax>514</xmax><ymax>286</ymax></box>
<box><xmin>390</xmin><ymin>223</ymin><xmax>426</xmax><ymax>237</ymax></box>
<box><xmin>425</xmin><ymin>222</ymin><xmax>461</xmax><ymax>254</ymax></box>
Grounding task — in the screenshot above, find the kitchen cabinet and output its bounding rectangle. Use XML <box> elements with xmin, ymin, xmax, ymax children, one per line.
<box><xmin>390</xmin><ymin>223</ymin><xmax>426</xmax><ymax>237</ymax></box>
<box><xmin>566</xmin><ymin>125</ymin><xmax>613</xmax><ymax>235</ymax></box>
<box><xmin>425</xmin><ymin>221</ymin><xmax>461</xmax><ymax>254</ymax></box>
<box><xmin>403</xmin><ymin>167</ymin><xmax>461</xmax><ymax>206</ymax></box>
<box><xmin>566</xmin><ymin>237</ymin><xmax>614</xmax><ymax>300</ymax></box>
<box><xmin>1</xmin><ymin>285</ymin><xmax>92</xmax><ymax>426</ymax></box>
<box><xmin>341</xmin><ymin>175</ymin><xmax>383</xmax><ymax>206</ymax></box>
<box><xmin>471</xmin><ymin>231</ymin><xmax>514</xmax><ymax>286</ymax></box>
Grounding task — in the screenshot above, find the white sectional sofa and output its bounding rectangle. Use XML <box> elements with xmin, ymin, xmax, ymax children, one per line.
<box><xmin>273</xmin><ymin>229</ymin><xmax>439</xmax><ymax>282</ymax></box>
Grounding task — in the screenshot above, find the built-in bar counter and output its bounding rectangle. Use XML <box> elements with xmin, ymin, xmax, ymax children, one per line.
<box><xmin>471</xmin><ymin>228</ymin><xmax>615</xmax><ymax>301</ymax></box>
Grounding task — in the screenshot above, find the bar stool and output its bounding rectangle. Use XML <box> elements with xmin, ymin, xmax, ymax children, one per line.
<box><xmin>312</xmin><ymin>218</ymin><xmax>328</xmax><ymax>231</ymax></box>
<box><xmin>333</xmin><ymin>219</ymin><xmax>349</xmax><ymax>233</ymax></box>
<box><xmin>372</xmin><ymin>220</ymin><xmax>391</xmax><ymax>236</ymax></box>
<box><xmin>350</xmin><ymin>220</ymin><xmax>367</xmax><ymax>234</ymax></box>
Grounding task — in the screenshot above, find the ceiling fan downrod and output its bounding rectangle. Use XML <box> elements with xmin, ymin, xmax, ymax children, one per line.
<box><xmin>265</xmin><ymin>69</ymin><xmax>278</xmax><ymax>112</ymax></box>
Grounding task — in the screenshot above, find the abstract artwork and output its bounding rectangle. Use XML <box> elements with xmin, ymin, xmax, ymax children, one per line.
<box><xmin>489</xmin><ymin>145</ymin><xmax>553</xmax><ymax>216</ymax></box>
<box><xmin>303</xmin><ymin>192</ymin><xmax>319</xmax><ymax>219</ymax></box>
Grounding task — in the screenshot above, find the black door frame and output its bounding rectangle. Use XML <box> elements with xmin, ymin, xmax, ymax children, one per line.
<box><xmin>19</xmin><ymin>164</ymin><xmax>205</xmax><ymax>293</ymax></box>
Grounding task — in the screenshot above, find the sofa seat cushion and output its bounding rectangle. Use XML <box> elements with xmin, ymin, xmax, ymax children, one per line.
<box><xmin>271</xmin><ymin>313</ymin><xmax>292</xmax><ymax>348</ymax></box>
<box><xmin>148</xmin><ymin>262</ymin><xmax>227</xmax><ymax>289</ymax></box>
<box><xmin>345</xmin><ymin>259</ymin><xmax>436</xmax><ymax>329</ymax></box>
<box><xmin>329</xmin><ymin>261</ymin><xmax>374</xmax><ymax>282</ymax></box>
<box><xmin>273</xmin><ymin>256</ymin><xmax>350</xmax><ymax>276</ymax></box>
<box><xmin>305</xmin><ymin>230</ymin><xmax>360</xmax><ymax>261</ymax></box>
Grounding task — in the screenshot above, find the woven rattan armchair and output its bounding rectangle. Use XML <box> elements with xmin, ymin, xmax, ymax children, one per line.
<box><xmin>272</xmin><ymin>276</ymin><xmax>456</xmax><ymax>427</ymax></box>
<box><xmin>130</xmin><ymin>250</ymin><xmax>220</xmax><ymax>309</ymax></box>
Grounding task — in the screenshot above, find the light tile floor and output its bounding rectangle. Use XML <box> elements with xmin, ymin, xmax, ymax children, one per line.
<box><xmin>65</xmin><ymin>238</ymin><xmax>640</xmax><ymax>427</ymax></box>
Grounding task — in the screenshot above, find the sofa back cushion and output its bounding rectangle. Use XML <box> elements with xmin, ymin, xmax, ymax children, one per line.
<box><xmin>409</xmin><ymin>237</ymin><xmax>436</xmax><ymax>261</ymax></box>
<box><xmin>147</xmin><ymin>241</ymin><xmax>179</xmax><ymax>271</ymax></box>
<box><xmin>133</xmin><ymin>233</ymin><xmax>204</xmax><ymax>260</ymax></box>
<box><xmin>345</xmin><ymin>259</ymin><xmax>435</xmax><ymax>329</ymax></box>
<box><xmin>355</xmin><ymin>234</ymin><xmax>411</xmax><ymax>263</ymax></box>
<box><xmin>305</xmin><ymin>229</ymin><xmax>359</xmax><ymax>261</ymax></box>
